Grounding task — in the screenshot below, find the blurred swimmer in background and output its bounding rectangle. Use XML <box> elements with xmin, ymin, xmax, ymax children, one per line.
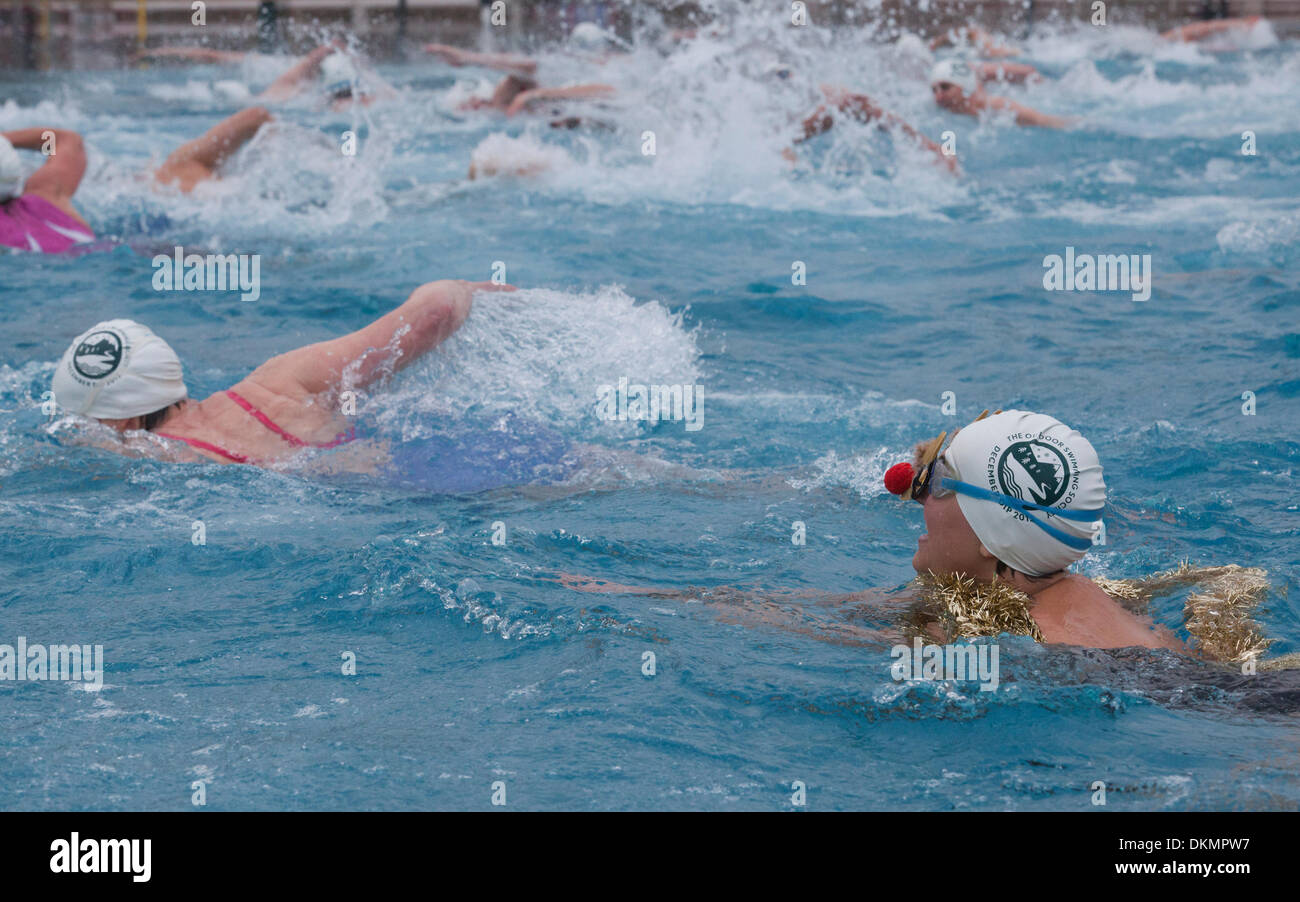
<box><xmin>929</xmin><ymin>59</ymin><xmax>1070</xmax><ymax>128</ymax></box>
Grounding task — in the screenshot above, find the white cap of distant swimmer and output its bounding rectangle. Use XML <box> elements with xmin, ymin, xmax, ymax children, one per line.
<box><xmin>943</xmin><ymin>410</ymin><xmax>1106</xmax><ymax>577</ymax></box>
<box><xmin>52</xmin><ymin>320</ymin><xmax>189</xmax><ymax>419</ymax></box>
<box><xmin>929</xmin><ymin>58</ymin><xmax>978</xmax><ymax>95</ymax></box>
<box><xmin>321</xmin><ymin>52</ymin><xmax>361</xmax><ymax>94</ymax></box>
<box><xmin>0</xmin><ymin>135</ymin><xmax>24</xmax><ymax>203</ymax></box>
<box><xmin>570</xmin><ymin>22</ymin><xmax>627</xmax><ymax>52</ymax></box>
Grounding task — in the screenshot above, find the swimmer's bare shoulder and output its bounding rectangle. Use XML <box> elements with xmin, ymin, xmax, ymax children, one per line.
<box><xmin>1030</xmin><ymin>574</ymin><xmax>1189</xmax><ymax>652</ymax></box>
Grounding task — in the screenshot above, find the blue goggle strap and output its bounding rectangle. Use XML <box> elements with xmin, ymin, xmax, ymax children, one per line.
<box><xmin>938</xmin><ymin>477</ymin><xmax>1102</xmax><ymax>552</ymax></box>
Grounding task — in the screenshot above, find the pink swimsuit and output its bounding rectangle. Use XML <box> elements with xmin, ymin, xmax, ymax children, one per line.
<box><xmin>155</xmin><ymin>390</ymin><xmax>356</xmax><ymax>464</ymax></box>
<box><xmin>0</xmin><ymin>194</ymin><xmax>95</xmax><ymax>253</ymax></box>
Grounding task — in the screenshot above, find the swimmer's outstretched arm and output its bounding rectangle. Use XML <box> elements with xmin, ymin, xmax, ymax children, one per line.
<box><xmin>976</xmin><ymin>61</ymin><xmax>1038</xmax><ymax>84</ymax></box>
<box><xmin>554</xmin><ymin>575</ymin><xmax>899</xmax><ymax>647</ymax></box>
<box><xmin>132</xmin><ymin>46</ymin><xmax>249</xmax><ymax>64</ymax></box>
<box><xmin>988</xmin><ymin>96</ymin><xmax>1071</xmax><ymax>129</ymax></box>
<box><xmin>2</xmin><ymin>126</ymin><xmax>88</xmax><ymax>223</ymax></box>
<box><xmin>423</xmin><ymin>43</ymin><xmax>538</xmax><ymax>79</ymax></box>
<box><xmin>259</xmin><ymin>43</ymin><xmax>337</xmax><ymax>102</ymax></box>
<box><xmin>154</xmin><ymin>106</ymin><xmax>273</xmax><ymax>192</ymax></box>
<box><xmin>1161</xmin><ymin>16</ymin><xmax>1261</xmax><ymax>42</ymax></box>
<box><xmin>251</xmin><ymin>280</ymin><xmax>516</xmax><ymax>395</ymax></box>
<box><xmin>505</xmin><ymin>83</ymin><xmax>616</xmax><ymax>117</ymax></box>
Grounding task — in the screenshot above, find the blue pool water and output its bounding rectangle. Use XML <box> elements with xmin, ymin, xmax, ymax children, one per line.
<box><xmin>3</xmin><ymin>15</ymin><xmax>1300</xmax><ymax>810</ymax></box>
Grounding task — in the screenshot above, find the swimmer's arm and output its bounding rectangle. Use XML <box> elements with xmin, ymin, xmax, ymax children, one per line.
<box><xmin>1161</xmin><ymin>16</ymin><xmax>1260</xmax><ymax>42</ymax></box>
<box><xmin>3</xmin><ymin>127</ymin><xmax>87</xmax><ymax>214</ymax></box>
<box><xmin>554</xmin><ymin>575</ymin><xmax>895</xmax><ymax>646</ymax></box>
<box><xmin>976</xmin><ymin>62</ymin><xmax>1038</xmax><ymax>84</ymax></box>
<box><xmin>1012</xmin><ymin>105</ymin><xmax>1071</xmax><ymax>129</ymax></box>
<box><xmin>259</xmin><ymin>43</ymin><xmax>336</xmax><ymax>101</ymax></box>
<box><xmin>990</xmin><ymin>97</ymin><xmax>1071</xmax><ymax>129</ymax></box>
<box><xmin>132</xmin><ymin>46</ymin><xmax>248</xmax><ymax>64</ymax></box>
<box><xmin>256</xmin><ymin>280</ymin><xmax>516</xmax><ymax>395</ymax></box>
<box><xmin>154</xmin><ymin>106</ymin><xmax>272</xmax><ymax>188</ymax></box>
<box><xmin>424</xmin><ymin>43</ymin><xmax>538</xmax><ymax>78</ymax></box>
<box><xmin>505</xmin><ymin>84</ymin><xmax>616</xmax><ymax>117</ymax></box>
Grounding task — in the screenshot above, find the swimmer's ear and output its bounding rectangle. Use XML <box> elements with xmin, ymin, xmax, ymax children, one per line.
<box><xmin>977</xmin><ymin>545</ymin><xmax>998</xmax><ymax>562</ymax></box>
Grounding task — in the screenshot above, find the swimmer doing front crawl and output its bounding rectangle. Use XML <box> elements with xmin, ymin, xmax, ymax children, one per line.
<box><xmin>563</xmin><ymin>409</ymin><xmax>1189</xmax><ymax>654</ymax></box>
<box><xmin>2</xmin><ymin>107</ymin><xmax>275</xmax><ymax>252</ymax></box>
<box><xmin>49</xmin><ymin>280</ymin><xmax>513</xmax><ymax>467</ymax></box>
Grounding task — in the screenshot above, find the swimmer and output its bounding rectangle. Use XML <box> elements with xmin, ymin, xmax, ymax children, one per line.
<box><xmin>785</xmin><ymin>86</ymin><xmax>958</xmax><ymax>173</ymax></box>
<box><xmin>560</xmin><ymin>410</ymin><xmax>1187</xmax><ymax>653</ymax></box>
<box><xmin>49</xmin><ymin>280</ymin><xmax>515</xmax><ymax>467</ymax></box>
<box><xmin>260</xmin><ymin>42</ymin><xmax>394</xmax><ymax>109</ymax></box>
<box><xmin>0</xmin><ymin>127</ymin><xmax>95</xmax><ymax>253</ymax></box>
<box><xmin>152</xmin><ymin>106</ymin><xmax>274</xmax><ymax>193</ymax></box>
<box><xmin>426</xmin><ymin>40</ymin><xmax>615</xmax><ymax>115</ymax></box>
<box><xmin>884</xmin><ymin>409</ymin><xmax>1184</xmax><ymax>651</ymax></box>
<box><xmin>929</xmin><ymin>60</ymin><xmax>1070</xmax><ymax>129</ymax></box>
<box><xmin>137</xmin><ymin>41</ymin><xmax>391</xmax><ymax>110</ymax></box>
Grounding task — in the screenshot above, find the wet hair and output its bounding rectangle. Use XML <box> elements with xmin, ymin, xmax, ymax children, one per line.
<box><xmin>140</xmin><ymin>400</ymin><xmax>183</xmax><ymax>432</ymax></box>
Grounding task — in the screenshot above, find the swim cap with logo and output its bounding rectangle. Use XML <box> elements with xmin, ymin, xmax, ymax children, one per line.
<box><xmin>929</xmin><ymin>59</ymin><xmax>978</xmax><ymax>95</ymax></box>
<box><xmin>943</xmin><ymin>410</ymin><xmax>1105</xmax><ymax>577</ymax></box>
<box><xmin>0</xmin><ymin>136</ymin><xmax>24</xmax><ymax>202</ymax></box>
<box><xmin>52</xmin><ymin>320</ymin><xmax>188</xmax><ymax>419</ymax></box>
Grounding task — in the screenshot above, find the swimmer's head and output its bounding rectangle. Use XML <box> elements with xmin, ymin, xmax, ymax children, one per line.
<box><xmin>569</xmin><ymin>22</ymin><xmax>627</xmax><ymax>53</ymax></box>
<box><xmin>888</xmin><ymin>410</ymin><xmax>1106</xmax><ymax>580</ymax></box>
<box><xmin>929</xmin><ymin>59</ymin><xmax>978</xmax><ymax>107</ymax></box>
<box><xmin>0</xmin><ymin>136</ymin><xmax>24</xmax><ymax>203</ymax></box>
<box><xmin>321</xmin><ymin>52</ymin><xmax>363</xmax><ymax>102</ymax></box>
<box><xmin>892</xmin><ymin>33</ymin><xmax>934</xmax><ymax>80</ymax></box>
<box><xmin>52</xmin><ymin>320</ymin><xmax>189</xmax><ymax>429</ymax></box>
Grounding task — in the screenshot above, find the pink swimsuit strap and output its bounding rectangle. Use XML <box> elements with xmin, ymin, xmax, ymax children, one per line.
<box><xmin>222</xmin><ymin>390</ymin><xmax>356</xmax><ymax>449</ymax></box>
<box><xmin>153</xmin><ymin>432</ymin><xmax>250</xmax><ymax>463</ymax></box>
<box><xmin>154</xmin><ymin>389</ymin><xmax>355</xmax><ymax>463</ymax></box>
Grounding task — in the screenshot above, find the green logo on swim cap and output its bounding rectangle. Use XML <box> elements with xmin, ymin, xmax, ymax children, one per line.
<box><xmin>72</xmin><ymin>330</ymin><xmax>124</xmax><ymax>380</ymax></box>
<box><xmin>997</xmin><ymin>440</ymin><xmax>1069</xmax><ymax>507</ymax></box>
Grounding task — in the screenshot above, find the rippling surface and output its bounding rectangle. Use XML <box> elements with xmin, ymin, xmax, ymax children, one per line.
<box><xmin>2</xmin><ymin>12</ymin><xmax>1299</xmax><ymax>810</ymax></box>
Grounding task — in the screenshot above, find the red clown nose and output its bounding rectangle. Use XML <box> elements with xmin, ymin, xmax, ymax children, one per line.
<box><xmin>884</xmin><ymin>462</ymin><xmax>914</xmax><ymax>496</ymax></box>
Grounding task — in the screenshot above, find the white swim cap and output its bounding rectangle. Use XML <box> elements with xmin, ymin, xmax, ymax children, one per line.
<box><xmin>320</xmin><ymin>52</ymin><xmax>361</xmax><ymax>96</ymax></box>
<box><xmin>892</xmin><ymin>33</ymin><xmax>933</xmax><ymax>79</ymax></box>
<box><xmin>943</xmin><ymin>410</ymin><xmax>1106</xmax><ymax>577</ymax></box>
<box><xmin>929</xmin><ymin>58</ymin><xmax>978</xmax><ymax>95</ymax></box>
<box><xmin>52</xmin><ymin>320</ymin><xmax>188</xmax><ymax>420</ymax></box>
<box><xmin>0</xmin><ymin>135</ymin><xmax>24</xmax><ymax>202</ymax></box>
<box><xmin>570</xmin><ymin>22</ymin><xmax>625</xmax><ymax>52</ymax></box>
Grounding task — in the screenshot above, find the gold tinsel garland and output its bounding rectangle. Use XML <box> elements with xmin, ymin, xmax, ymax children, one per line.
<box><xmin>911</xmin><ymin>563</ymin><xmax>1292</xmax><ymax>668</ymax></box>
<box><xmin>910</xmin><ymin>572</ymin><xmax>1044</xmax><ymax>644</ymax></box>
